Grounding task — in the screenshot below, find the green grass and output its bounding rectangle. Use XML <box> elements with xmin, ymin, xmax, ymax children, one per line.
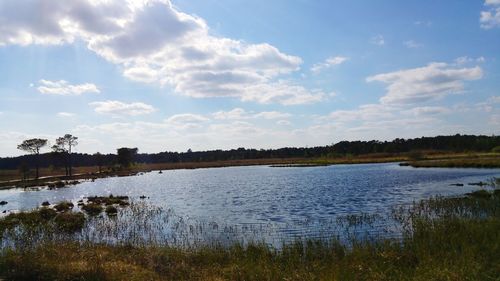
<box><xmin>81</xmin><ymin>203</ymin><xmax>104</xmax><ymax>216</ymax></box>
<box><xmin>1</xmin><ymin>188</ymin><xmax>500</xmax><ymax>280</ymax></box>
<box><xmin>0</xmin><ymin>207</ymin><xmax>85</xmax><ymax>235</ymax></box>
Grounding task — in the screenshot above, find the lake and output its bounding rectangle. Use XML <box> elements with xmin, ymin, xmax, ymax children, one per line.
<box><xmin>1</xmin><ymin>163</ymin><xmax>499</xmax><ymax>244</ymax></box>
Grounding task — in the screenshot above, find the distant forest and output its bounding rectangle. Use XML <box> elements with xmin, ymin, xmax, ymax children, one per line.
<box><xmin>0</xmin><ymin>134</ymin><xmax>499</xmax><ymax>170</ymax></box>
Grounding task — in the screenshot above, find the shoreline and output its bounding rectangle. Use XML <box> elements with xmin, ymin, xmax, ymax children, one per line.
<box><xmin>1</xmin><ymin>153</ymin><xmax>499</xmax><ymax>190</ymax></box>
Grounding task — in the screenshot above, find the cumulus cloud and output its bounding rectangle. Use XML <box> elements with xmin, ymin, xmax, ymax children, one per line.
<box><xmin>311</xmin><ymin>56</ymin><xmax>349</xmax><ymax>73</ymax></box>
<box><xmin>254</xmin><ymin>111</ymin><xmax>292</xmax><ymax>120</ymax></box>
<box><xmin>212</xmin><ymin>108</ymin><xmax>291</xmax><ymax>120</ymax></box>
<box><xmin>212</xmin><ymin>108</ymin><xmax>248</xmax><ymax>120</ymax></box>
<box><xmin>0</xmin><ymin>0</ymin><xmax>325</xmax><ymax>105</ymax></box>
<box><xmin>89</xmin><ymin>100</ymin><xmax>156</xmax><ymax>116</ymax></box>
<box><xmin>367</xmin><ymin>62</ymin><xmax>483</xmax><ymax>105</ymax></box>
<box><xmin>326</xmin><ymin>104</ymin><xmax>396</xmax><ymax>123</ymax></box>
<box><xmin>36</xmin><ymin>79</ymin><xmax>100</xmax><ymax>95</ymax></box>
<box><xmin>480</xmin><ymin>0</ymin><xmax>500</xmax><ymax>29</ymax></box>
<box><xmin>0</xmin><ymin>0</ymin><xmax>126</xmax><ymax>46</ymax></box>
<box><xmin>166</xmin><ymin>113</ymin><xmax>209</xmax><ymax>124</ymax></box>
<box><xmin>409</xmin><ymin>106</ymin><xmax>450</xmax><ymax>116</ymax></box>
<box><xmin>57</xmin><ymin>112</ymin><xmax>76</xmax><ymax>117</ymax></box>
<box><xmin>276</xmin><ymin>120</ymin><xmax>291</xmax><ymax>126</ymax></box>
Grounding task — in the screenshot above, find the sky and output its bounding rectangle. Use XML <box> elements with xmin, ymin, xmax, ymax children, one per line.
<box><xmin>0</xmin><ymin>0</ymin><xmax>499</xmax><ymax>157</ymax></box>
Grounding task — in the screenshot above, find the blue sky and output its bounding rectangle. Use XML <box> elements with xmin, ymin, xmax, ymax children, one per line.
<box><xmin>0</xmin><ymin>0</ymin><xmax>499</xmax><ymax>156</ymax></box>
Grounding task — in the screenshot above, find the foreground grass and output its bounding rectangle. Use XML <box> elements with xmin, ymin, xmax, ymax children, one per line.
<box><xmin>1</xmin><ymin>188</ymin><xmax>499</xmax><ymax>280</ymax></box>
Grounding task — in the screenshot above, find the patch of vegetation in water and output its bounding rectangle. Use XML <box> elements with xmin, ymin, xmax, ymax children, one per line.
<box><xmin>86</xmin><ymin>195</ymin><xmax>129</xmax><ymax>206</ymax></box>
<box><xmin>53</xmin><ymin>201</ymin><xmax>74</xmax><ymax>212</ymax></box>
<box><xmin>81</xmin><ymin>203</ymin><xmax>103</xmax><ymax>216</ymax></box>
<box><xmin>105</xmin><ymin>205</ymin><xmax>118</xmax><ymax>216</ymax></box>
<box><xmin>0</xmin><ymin>207</ymin><xmax>82</xmax><ymax>234</ymax></box>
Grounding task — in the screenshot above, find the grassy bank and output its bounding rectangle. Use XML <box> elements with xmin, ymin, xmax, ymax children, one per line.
<box><xmin>1</xmin><ymin>187</ymin><xmax>499</xmax><ymax>280</ymax></box>
<box><xmin>0</xmin><ymin>154</ymin><xmax>405</xmax><ymax>184</ymax></box>
<box><xmin>404</xmin><ymin>154</ymin><xmax>500</xmax><ymax>168</ymax></box>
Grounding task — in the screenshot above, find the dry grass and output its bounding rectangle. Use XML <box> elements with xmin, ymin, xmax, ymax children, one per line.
<box><xmin>407</xmin><ymin>154</ymin><xmax>500</xmax><ymax>168</ymax></box>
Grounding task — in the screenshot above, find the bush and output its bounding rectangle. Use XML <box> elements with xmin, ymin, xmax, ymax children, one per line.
<box><xmin>105</xmin><ymin>205</ymin><xmax>118</xmax><ymax>216</ymax></box>
<box><xmin>38</xmin><ymin>208</ymin><xmax>57</xmax><ymax>220</ymax></box>
<box><xmin>54</xmin><ymin>201</ymin><xmax>74</xmax><ymax>212</ymax></box>
<box><xmin>82</xmin><ymin>204</ymin><xmax>103</xmax><ymax>216</ymax></box>
<box><xmin>467</xmin><ymin>189</ymin><xmax>491</xmax><ymax>199</ymax></box>
<box><xmin>54</xmin><ymin>212</ymin><xmax>85</xmax><ymax>233</ymax></box>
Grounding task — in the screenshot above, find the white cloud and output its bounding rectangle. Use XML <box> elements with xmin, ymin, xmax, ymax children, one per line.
<box><xmin>409</xmin><ymin>106</ymin><xmax>450</xmax><ymax>116</ymax></box>
<box><xmin>311</xmin><ymin>56</ymin><xmax>349</xmax><ymax>73</ymax></box>
<box><xmin>454</xmin><ymin>56</ymin><xmax>486</xmax><ymax>64</ymax></box>
<box><xmin>36</xmin><ymin>79</ymin><xmax>100</xmax><ymax>95</ymax></box>
<box><xmin>212</xmin><ymin>108</ymin><xmax>291</xmax><ymax>120</ymax></box>
<box><xmin>253</xmin><ymin>111</ymin><xmax>292</xmax><ymax>120</ymax></box>
<box><xmin>212</xmin><ymin>108</ymin><xmax>248</xmax><ymax>120</ymax></box>
<box><xmin>481</xmin><ymin>0</ymin><xmax>500</xmax><ymax>29</ymax></box>
<box><xmin>0</xmin><ymin>131</ymin><xmax>60</xmax><ymax>157</ymax></box>
<box><xmin>276</xmin><ymin>120</ymin><xmax>291</xmax><ymax>126</ymax></box>
<box><xmin>414</xmin><ymin>20</ymin><xmax>432</xmax><ymax>27</ymax></box>
<box><xmin>404</xmin><ymin>40</ymin><xmax>423</xmax><ymax>49</ymax></box>
<box><xmin>0</xmin><ymin>0</ymin><xmax>325</xmax><ymax>105</ymax></box>
<box><xmin>326</xmin><ymin>104</ymin><xmax>397</xmax><ymax>123</ymax></box>
<box><xmin>89</xmin><ymin>100</ymin><xmax>156</xmax><ymax>116</ymax></box>
<box><xmin>370</xmin><ymin>35</ymin><xmax>385</xmax><ymax>46</ymax></box>
<box><xmin>488</xmin><ymin>96</ymin><xmax>500</xmax><ymax>103</ymax></box>
<box><xmin>163</xmin><ymin>113</ymin><xmax>209</xmax><ymax>130</ymax></box>
<box><xmin>166</xmin><ymin>113</ymin><xmax>209</xmax><ymax>124</ymax></box>
<box><xmin>367</xmin><ymin>62</ymin><xmax>483</xmax><ymax>105</ymax></box>
<box><xmin>57</xmin><ymin>112</ymin><xmax>76</xmax><ymax>117</ymax></box>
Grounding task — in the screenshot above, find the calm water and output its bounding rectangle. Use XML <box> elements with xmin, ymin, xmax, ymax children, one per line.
<box><xmin>1</xmin><ymin>163</ymin><xmax>499</xmax><ymax>225</ymax></box>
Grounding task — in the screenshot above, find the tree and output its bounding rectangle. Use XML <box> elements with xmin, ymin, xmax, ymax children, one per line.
<box><xmin>117</xmin><ymin>147</ymin><xmax>138</xmax><ymax>168</ymax></box>
<box><xmin>94</xmin><ymin>152</ymin><xmax>104</xmax><ymax>173</ymax></box>
<box><xmin>17</xmin><ymin>138</ymin><xmax>48</xmax><ymax>179</ymax></box>
<box><xmin>18</xmin><ymin>162</ymin><xmax>30</xmax><ymax>181</ymax></box>
<box><xmin>53</xmin><ymin>134</ymin><xmax>78</xmax><ymax>176</ymax></box>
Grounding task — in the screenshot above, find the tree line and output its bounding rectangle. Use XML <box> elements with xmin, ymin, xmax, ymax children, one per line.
<box><xmin>2</xmin><ymin>134</ymin><xmax>499</xmax><ymax>177</ymax></box>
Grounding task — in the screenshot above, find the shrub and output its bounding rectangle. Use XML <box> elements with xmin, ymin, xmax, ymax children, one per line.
<box><xmin>105</xmin><ymin>205</ymin><xmax>118</xmax><ymax>216</ymax></box>
<box><xmin>54</xmin><ymin>201</ymin><xmax>74</xmax><ymax>212</ymax></box>
<box><xmin>82</xmin><ymin>204</ymin><xmax>103</xmax><ymax>216</ymax></box>
<box><xmin>38</xmin><ymin>208</ymin><xmax>57</xmax><ymax>220</ymax></box>
<box><xmin>467</xmin><ymin>189</ymin><xmax>491</xmax><ymax>199</ymax></box>
<box><xmin>54</xmin><ymin>212</ymin><xmax>85</xmax><ymax>233</ymax></box>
